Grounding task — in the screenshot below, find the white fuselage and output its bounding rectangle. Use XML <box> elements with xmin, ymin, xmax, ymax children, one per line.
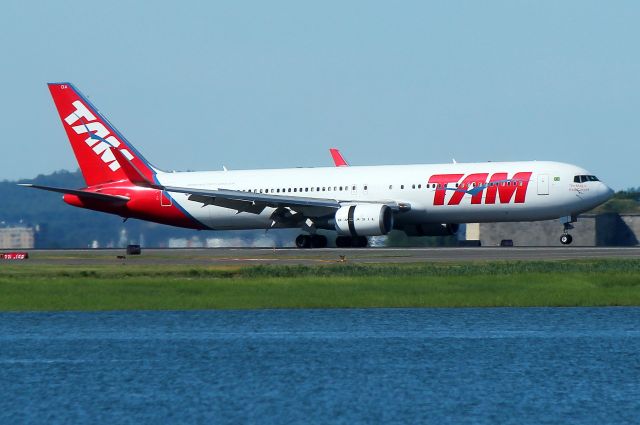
<box><xmin>156</xmin><ymin>160</ymin><xmax>613</xmax><ymax>230</ymax></box>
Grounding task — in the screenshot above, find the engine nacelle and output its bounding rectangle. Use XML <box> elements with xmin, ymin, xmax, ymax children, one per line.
<box><xmin>334</xmin><ymin>204</ymin><xmax>394</xmax><ymax>236</ymax></box>
<box><xmin>403</xmin><ymin>223</ymin><xmax>460</xmax><ymax>237</ymax></box>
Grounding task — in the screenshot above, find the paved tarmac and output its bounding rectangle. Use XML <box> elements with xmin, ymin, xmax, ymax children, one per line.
<box><xmin>13</xmin><ymin>247</ymin><xmax>640</xmax><ymax>266</ymax></box>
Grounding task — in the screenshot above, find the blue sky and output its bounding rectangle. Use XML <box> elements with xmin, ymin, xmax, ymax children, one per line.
<box><xmin>1</xmin><ymin>0</ymin><xmax>638</xmax><ymax>190</ymax></box>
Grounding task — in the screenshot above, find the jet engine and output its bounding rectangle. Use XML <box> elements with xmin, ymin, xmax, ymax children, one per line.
<box><xmin>403</xmin><ymin>223</ymin><xmax>460</xmax><ymax>237</ymax></box>
<box><xmin>334</xmin><ymin>204</ymin><xmax>394</xmax><ymax>236</ymax></box>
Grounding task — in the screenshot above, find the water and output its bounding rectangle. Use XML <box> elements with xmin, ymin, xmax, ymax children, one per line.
<box><xmin>1</xmin><ymin>308</ymin><xmax>639</xmax><ymax>424</ymax></box>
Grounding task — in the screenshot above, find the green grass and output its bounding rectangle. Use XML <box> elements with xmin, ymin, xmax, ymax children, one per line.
<box><xmin>1</xmin><ymin>260</ymin><xmax>639</xmax><ymax>311</ymax></box>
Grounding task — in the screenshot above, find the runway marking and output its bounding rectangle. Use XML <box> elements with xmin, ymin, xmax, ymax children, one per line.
<box><xmin>20</xmin><ymin>247</ymin><xmax>640</xmax><ymax>267</ymax></box>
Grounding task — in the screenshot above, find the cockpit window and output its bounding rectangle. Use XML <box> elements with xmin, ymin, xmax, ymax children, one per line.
<box><xmin>574</xmin><ymin>175</ymin><xmax>599</xmax><ymax>183</ymax></box>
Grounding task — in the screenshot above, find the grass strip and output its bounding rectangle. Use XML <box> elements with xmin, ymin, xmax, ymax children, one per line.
<box><xmin>0</xmin><ymin>260</ymin><xmax>638</xmax><ymax>311</ymax></box>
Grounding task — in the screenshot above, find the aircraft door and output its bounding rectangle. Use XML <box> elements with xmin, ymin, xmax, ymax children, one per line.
<box><xmin>537</xmin><ymin>174</ymin><xmax>549</xmax><ymax>195</ymax></box>
<box><xmin>160</xmin><ymin>190</ymin><xmax>173</xmax><ymax>206</ymax></box>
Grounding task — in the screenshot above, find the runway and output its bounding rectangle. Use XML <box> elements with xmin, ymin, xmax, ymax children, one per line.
<box><xmin>17</xmin><ymin>247</ymin><xmax>640</xmax><ymax>266</ymax></box>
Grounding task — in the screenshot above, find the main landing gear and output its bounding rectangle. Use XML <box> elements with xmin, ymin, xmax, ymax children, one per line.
<box><xmin>295</xmin><ymin>234</ymin><xmax>328</xmax><ymax>249</ymax></box>
<box><xmin>335</xmin><ymin>236</ymin><xmax>368</xmax><ymax>248</ymax></box>
<box><xmin>295</xmin><ymin>234</ymin><xmax>368</xmax><ymax>248</ymax></box>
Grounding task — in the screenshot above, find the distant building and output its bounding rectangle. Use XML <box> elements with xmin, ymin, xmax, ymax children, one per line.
<box><xmin>463</xmin><ymin>213</ymin><xmax>640</xmax><ymax>246</ymax></box>
<box><xmin>0</xmin><ymin>226</ymin><xmax>35</xmax><ymax>249</ymax></box>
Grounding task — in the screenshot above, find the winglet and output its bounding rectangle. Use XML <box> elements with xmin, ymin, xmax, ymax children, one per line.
<box><xmin>109</xmin><ymin>147</ymin><xmax>161</xmax><ymax>188</ymax></box>
<box><xmin>329</xmin><ymin>148</ymin><xmax>349</xmax><ymax>167</ymax></box>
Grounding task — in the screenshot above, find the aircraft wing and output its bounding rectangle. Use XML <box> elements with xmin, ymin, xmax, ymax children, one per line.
<box><xmin>108</xmin><ymin>146</ymin><xmax>409</xmax><ymax>217</ymax></box>
<box><xmin>162</xmin><ymin>185</ymin><xmax>341</xmax><ymax>217</ymax></box>
<box><xmin>108</xmin><ymin>146</ymin><xmax>341</xmax><ymax>216</ymax></box>
<box><xmin>162</xmin><ymin>184</ymin><xmax>411</xmax><ymax>216</ymax></box>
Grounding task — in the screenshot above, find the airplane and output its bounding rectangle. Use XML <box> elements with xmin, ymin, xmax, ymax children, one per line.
<box><xmin>21</xmin><ymin>82</ymin><xmax>614</xmax><ymax>248</ymax></box>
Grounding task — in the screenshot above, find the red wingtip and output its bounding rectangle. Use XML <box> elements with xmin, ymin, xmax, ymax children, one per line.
<box><xmin>329</xmin><ymin>148</ymin><xmax>349</xmax><ymax>167</ymax></box>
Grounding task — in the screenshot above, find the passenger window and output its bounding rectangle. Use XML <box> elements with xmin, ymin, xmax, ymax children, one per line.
<box><xmin>389</xmin><ymin>185</ymin><xmax>393</xmax><ymax>190</ymax></box>
<box><xmin>294</xmin><ymin>188</ymin><xmax>297</xmax><ymax>192</ymax></box>
<box><xmin>401</xmin><ymin>185</ymin><xmax>404</xmax><ymax>189</ymax></box>
<box><xmin>418</xmin><ymin>184</ymin><xmax>421</xmax><ymax>189</ymax></box>
<box><xmin>412</xmin><ymin>184</ymin><xmax>415</xmax><ymax>189</ymax></box>
<box><xmin>364</xmin><ymin>185</ymin><xmax>368</xmax><ymax>190</ymax></box>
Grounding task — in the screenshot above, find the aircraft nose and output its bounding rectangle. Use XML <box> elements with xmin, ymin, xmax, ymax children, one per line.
<box><xmin>605</xmin><ymin>185</ymin><xmax>614</xmax><ymax>199</ymax></box>
<box><xmin>601</xmin><ymin>184</ymin><xmax>615</xmax><ymax>202</ymax></box>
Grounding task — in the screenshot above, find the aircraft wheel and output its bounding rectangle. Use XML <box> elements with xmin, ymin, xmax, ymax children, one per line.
<box><xmin>335</xmin><ymin>236</ymin><xmax>352</xmax><ymax>248</ymax></box>
<box><xmin>295</xmin><ymin>234</ymin><xmax>311</xmax><ymax>249</ymax></box>
<box><xmin>560</xmin><ymin>234</ymin><xmax>573</xmax><ymax>245</ymax></box>
<box><xmin>353</xmin><ymin>236</ymin><xmax>369</xmax><ymax>248</ymax></box>
<box><xmin>310</xmin><ymin>235</ymin><xmax>328</xmax><ymax>248</ymax></box>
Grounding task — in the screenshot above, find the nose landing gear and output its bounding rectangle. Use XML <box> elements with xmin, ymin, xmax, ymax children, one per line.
<box><xmin>560</xmin><ymin>217</ymin><xmax>575</xmax><ymax>245</ymax></box>
<box><xmin>560</xmin><ymin>233</ymin><xmax>573</xmax><ymax>245</ymax></box>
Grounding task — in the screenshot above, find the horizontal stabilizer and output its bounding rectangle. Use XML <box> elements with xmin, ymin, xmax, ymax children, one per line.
<box><xmin>18</xmin><ymin>184</ymin><xmax>130</xmax><ymax>202</ymax></box>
